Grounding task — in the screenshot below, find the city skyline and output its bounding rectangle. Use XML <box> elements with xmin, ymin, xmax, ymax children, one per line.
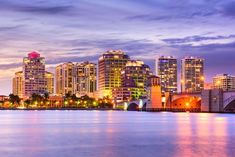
<box><xmin>1</xmin><ymin>0</ymin><xmax>235</xmax><ymax>94</ymax></box>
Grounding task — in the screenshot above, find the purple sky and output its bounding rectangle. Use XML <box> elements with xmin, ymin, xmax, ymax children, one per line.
<box><xmin>0</xmin><ymin>0</ymin><xmax>235</xmax><ymax>95</ymax></box>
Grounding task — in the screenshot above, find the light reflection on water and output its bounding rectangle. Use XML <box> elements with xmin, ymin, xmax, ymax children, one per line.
<box><xmin>0</xmin><ymin>111</ymin><xmax>234</xmax><ymax>157</ymax></box>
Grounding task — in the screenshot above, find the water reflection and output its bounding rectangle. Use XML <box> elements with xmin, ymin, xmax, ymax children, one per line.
<box><xmin>0</xmin><ymin>111</ymin><xmax>234</xmax><ymax>157</ymax></box>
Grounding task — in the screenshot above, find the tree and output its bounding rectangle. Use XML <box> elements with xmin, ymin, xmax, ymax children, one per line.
<box><xmin>24</xmin><ymin>99</ymin><xmax>31</xmax><ymax>108</ymax></box>
<box><xmin>31</xmin><ymin>93</ymin><xmax>43</xmax><ymax>108</ymax></box>
<box><xmin>9</xmin><ymin>94</ymin><xmax>21</xmax><ymax>108</ymax></box>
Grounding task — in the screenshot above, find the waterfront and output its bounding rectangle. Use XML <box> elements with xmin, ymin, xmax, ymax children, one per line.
<box><xmin>0</xmin><ymin>111</ymin><xmax>235</xmax><ymax>157</ymax></box>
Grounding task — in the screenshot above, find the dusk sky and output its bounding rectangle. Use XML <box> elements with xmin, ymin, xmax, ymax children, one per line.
<box><xmin>1</xmin><ymin>0</ymin><xmax>235</xmax><ymax>94</ymax></box>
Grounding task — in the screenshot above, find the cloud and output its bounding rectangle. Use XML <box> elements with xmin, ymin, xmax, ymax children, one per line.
<box><xmin>0</xmin><ymin>25</ymin><xmax>24</xmax><ymax>32</ymax></box>
<box><xmin>220</xmin><ymin>1</ymin><xmax>235</xmax><ymax>17</ymax></box>
<box><xmin>0</xmin><ymin>63</ymin><xmax>22</xmax><ymax>70</ymax></box>
<box><xmin>0</xmin><ymin>1</ymin><xmax>73</xmax><ymax>15</ymax></box>
<box><xmin>163</xmin><ymin>35</ymin><xmax>235</xmax><ymax>44</ymax></box>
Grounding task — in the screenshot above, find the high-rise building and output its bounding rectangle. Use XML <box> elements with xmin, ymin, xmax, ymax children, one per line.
<box><xmin>181</xmin><ymin>57</ymin><xmax>204</xmax><ymax>93</ymax></box>
<box><xmin>74</xmin><ymin>62</ymin><xmax>97</xmax><ymax>97</ymax></box>
<box><xmin>13</xmin><ymin>52</ymin><xmax>54</xmax><ymax>98</ymax></box>
<box><xmin>12</xmin><ymin>71</ymin><xmax>23</xmax><ymax>98</ymax></box>
<box><xmin>113</xmin><ymin>60</ymin><xmax>152</xmax><ymax>103</ymax></box>
<box><xmin>98</xmin><ymin>50</ymin><xmax>130</xmax><ymax>97</ymax></box>
<box><xmin>45</xmin><ymin>71</ymin><xmax>54</xmax><ymax>94</ymax></box>
<box><xmin>55</xmin><ymin>62</ymin><xmax>75</xmax><ymax>96</ymax></box>
<box><xmin>121</xmin><ymin>60</ymin><xmax>151</xmax><ymax>91</ymax></box>
<box><xmin>157</xmin><ymin>56</ymin><xmax>177</xmax><ymax>93</ymax></box>
<box><xmin>213</xmin><ymin>74</ymin><xmax>235</xmax><ymax>91</ymax></box>
<box><xmin>23</xmin><ymin>52</ymin><xmax>46</xmax><ymax>97</ymax></box>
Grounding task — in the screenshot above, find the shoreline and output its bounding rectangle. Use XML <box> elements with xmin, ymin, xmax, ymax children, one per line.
<box><xmin>0</xmin><ymin>108</ymin><xmax>234</xmax><ymax>114</ymax></box>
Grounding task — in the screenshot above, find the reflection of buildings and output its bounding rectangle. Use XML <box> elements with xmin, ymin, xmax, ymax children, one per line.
<box><xmin>12</xmin><ymin>52</ymin><xmax>54</xmax><ymax>98</ymax></box>
<box><xmin>181</xmin><ymin>57</ymin><xmax>204</xmax><ymax>93</ymax></box>
<box><xmin>98</xmin><ymin>50</ymin><xmax>130</xmax><ymax>98</ymax></box>
<box><xmin>113</xmin><ymin>60</ymin><xmax>152</xmax><ymax>104</ymax></box>
<box><xmin>213</xmin><ymin>74</ymin><xmax>235</xmax><ymax>91</ymax></box>
<box><xmin>157</xmin><ymin>56</ymin><xmax>177</xmax><ymax>93</ymax></box>
<box><xmin>74</xmin><ymin>62</ymin><xmax>97</xmax><ymax>97</ymax></box>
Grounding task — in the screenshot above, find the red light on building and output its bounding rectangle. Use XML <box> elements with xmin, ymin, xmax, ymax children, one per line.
<box><xmin>28</xmin><ymin>51</ymin><xmax>40</xmax><ymax>59</ymax></box>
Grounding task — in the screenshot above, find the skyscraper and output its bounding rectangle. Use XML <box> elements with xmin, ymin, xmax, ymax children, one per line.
<box><xmin>45</xmin><ymin>71</ymin><xmax>54</xmax><ymax>94</ymax></box>
<box><xmin>213</xmin><ymin>74</ymin><xmax>235</xmax><ymax>91</ymax></box>
<box><xmin>112</xmin><ymin>60</ymin><xmax>152</xmax><ymax>103</ymax></box>
<box><xmin>157</xmin><ymin>56</ymin><xmax>177</xmax><ymax>93</ymax></box>
<box><xmin>98</xmin><ymin>50</ymin><xmax>130</xmax><ymax>97</ymax></box>
<box><xmin>74</xmin><ymin>62</ymin><xmax>97</xmax><ymax>97</ymax></box>
<box><xmin>55</xmin><ymin>62</ymin><xmax>75</xmax><ymax>96</ymax></box>
<box><xmin>12</xmin><ymin>71</ymin><xmax>23</xmax><ymax>98</ymax></box>
<box><xmin>23</xmin><ymin>52</ymin><xmax>46</xmax><ymax>97</ymax></box>
<box><xmin>181</xmin><ymin>57</ymin><xmax>204</xmax><ymax>93</ymax></box>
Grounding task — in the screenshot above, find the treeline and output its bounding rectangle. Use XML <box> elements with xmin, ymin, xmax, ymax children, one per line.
<box><xmin>2</xmin><ymin>92</ymin><xmax>113</xmax><ymax>109</ymax></box>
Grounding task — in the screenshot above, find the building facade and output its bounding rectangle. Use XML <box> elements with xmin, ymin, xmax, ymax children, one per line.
<box><xmin>74</xmin><ymin>62</ymin><xmax>97</xmax><ymax>97</ymax></box>
<box><xmin>98</xmin><ymin>50</ymin><xmax>130</xmax><ymax>97</ymax></box>
<box><xmin>157</xmin><ymin>56</ymin><xmax>177</xmax><ymax>93</ymax></box>
<box><xmin>213</xmin><ymin>74</ymin><xmax>235</xmax><ymax>91</ymax></box>
<box><xmin>45</xmin><ymin>71</ymin><xmax>54</xmax><ymax>94</ymax></box>
<box><xmin>22</xmin><ymin>52</ymin><xmax>46</xmax><ymax>97</ymax></box>
<box><xmin>55</xmin><ymin>62</ymin><xmax>75</xmax><ymax>96</ymax></box>
<box><xmin>181</xmin><ymin>57</ymin><xmax>204</xmax><ymax>93</ymax></box>
<box><xmin>13</xmin><ymin>52</ymin><xmax>54</xmax><ymax>98</ymax></box>
<box><xmin>113</xmin><ymin>60</ymin><xmax>152</xmax><ymax>104</ymax></box>
<box><xmin>12</xmin><ymin>71</ymin><xmax>23</xmax><ymax>98</ymax></box>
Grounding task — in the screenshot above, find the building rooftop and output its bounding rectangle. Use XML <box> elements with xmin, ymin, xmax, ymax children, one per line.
<box><xmin>28</xmin><ymin>51</ymin><xmax>40</xmax><ymax>59</ymax></box>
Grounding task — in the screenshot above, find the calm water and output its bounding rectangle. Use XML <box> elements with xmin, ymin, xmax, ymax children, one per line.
<box><xmin>0</xmin><ymin>111</ymin><xmax>235</xmax><ymax>157</ymax></box>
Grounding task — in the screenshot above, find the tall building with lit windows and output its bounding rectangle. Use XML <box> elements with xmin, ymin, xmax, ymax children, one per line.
<box><xmin>181</xmin><ymin>57</ymin><xmax>204</xmax><ymax>93</ymax></box>
<box><xmin>12</xmin><ymin>71</ymin><xmax>23</xmax><ymax>98</ymax></box>
<box><xmin>213</xmin><ymin>74</ymin><xmax>235</xmax><ymax>91</ymax></box>
<box><xmin>22</xmin><ymin>52</ymin><xmax>46</xmax><ymax>97</ymax></box>
<box><xmin>74</xmin><ymin>62</ymin><xmax>97</xmax><ymax>97</ymax></box>
<box><xmin>45</xmin><ymin>71</ymin><xmax>54</xmax><ymax>94</ymax></box>
<box><xmin>55</xmin><ymin>62</ymin><xmax>75</xmax><ymax>96</ymax></box>
<box><xmin>98</xmin><ymin>50</ymin><xmax>130</xmax><ymax>97</ymax></box>
<box><xmin>157</xmin><ymin>56</ymin><xmax>177</xmax><ymax>93</ymax></box>
<box><xmin>112</xmin><ymin>60</ymin><xmax>152</xmax><ymax>103</ymax></box>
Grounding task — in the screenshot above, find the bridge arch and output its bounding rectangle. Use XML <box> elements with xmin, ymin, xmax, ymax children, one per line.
<box><xmin>171</xmin><ymin>96</ymin><xmax>201</xmax><ymax>110</ymax></box>
<box><xmin>224</xmin><ymin>96</ymin><xmax>235</xmax><ymax>112</ymax></box>
<box><xmin>127</xmin><ymin>103</ymin><xmax>139</xmax><ymax>111</ymax></box>
<box><xmin>125</xmin><ymin>99</ymin><xmax>148</xmax><ymax>111</ymax></box>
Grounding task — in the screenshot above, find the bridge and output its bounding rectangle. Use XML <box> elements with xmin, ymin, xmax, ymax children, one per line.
<box><xmin>167</xmin><ymin>89</ymin><xmax>235</xmax><ymax>112</ymax></box>
<box><xmin>118</xmin><ymin>89</ymin><xmax>235</xmax><ymax>112</ymax></box>
<box><xmin>123</xmin><ymin>99</ymin><xmax>148</xmax><ymax>111</ymax></box>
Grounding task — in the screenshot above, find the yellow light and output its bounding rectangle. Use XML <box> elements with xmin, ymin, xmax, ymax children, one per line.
<box><xmin>185</xmin><ymin>102</ymin><xmax>190</xmax><ymax>107</ymax></box>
